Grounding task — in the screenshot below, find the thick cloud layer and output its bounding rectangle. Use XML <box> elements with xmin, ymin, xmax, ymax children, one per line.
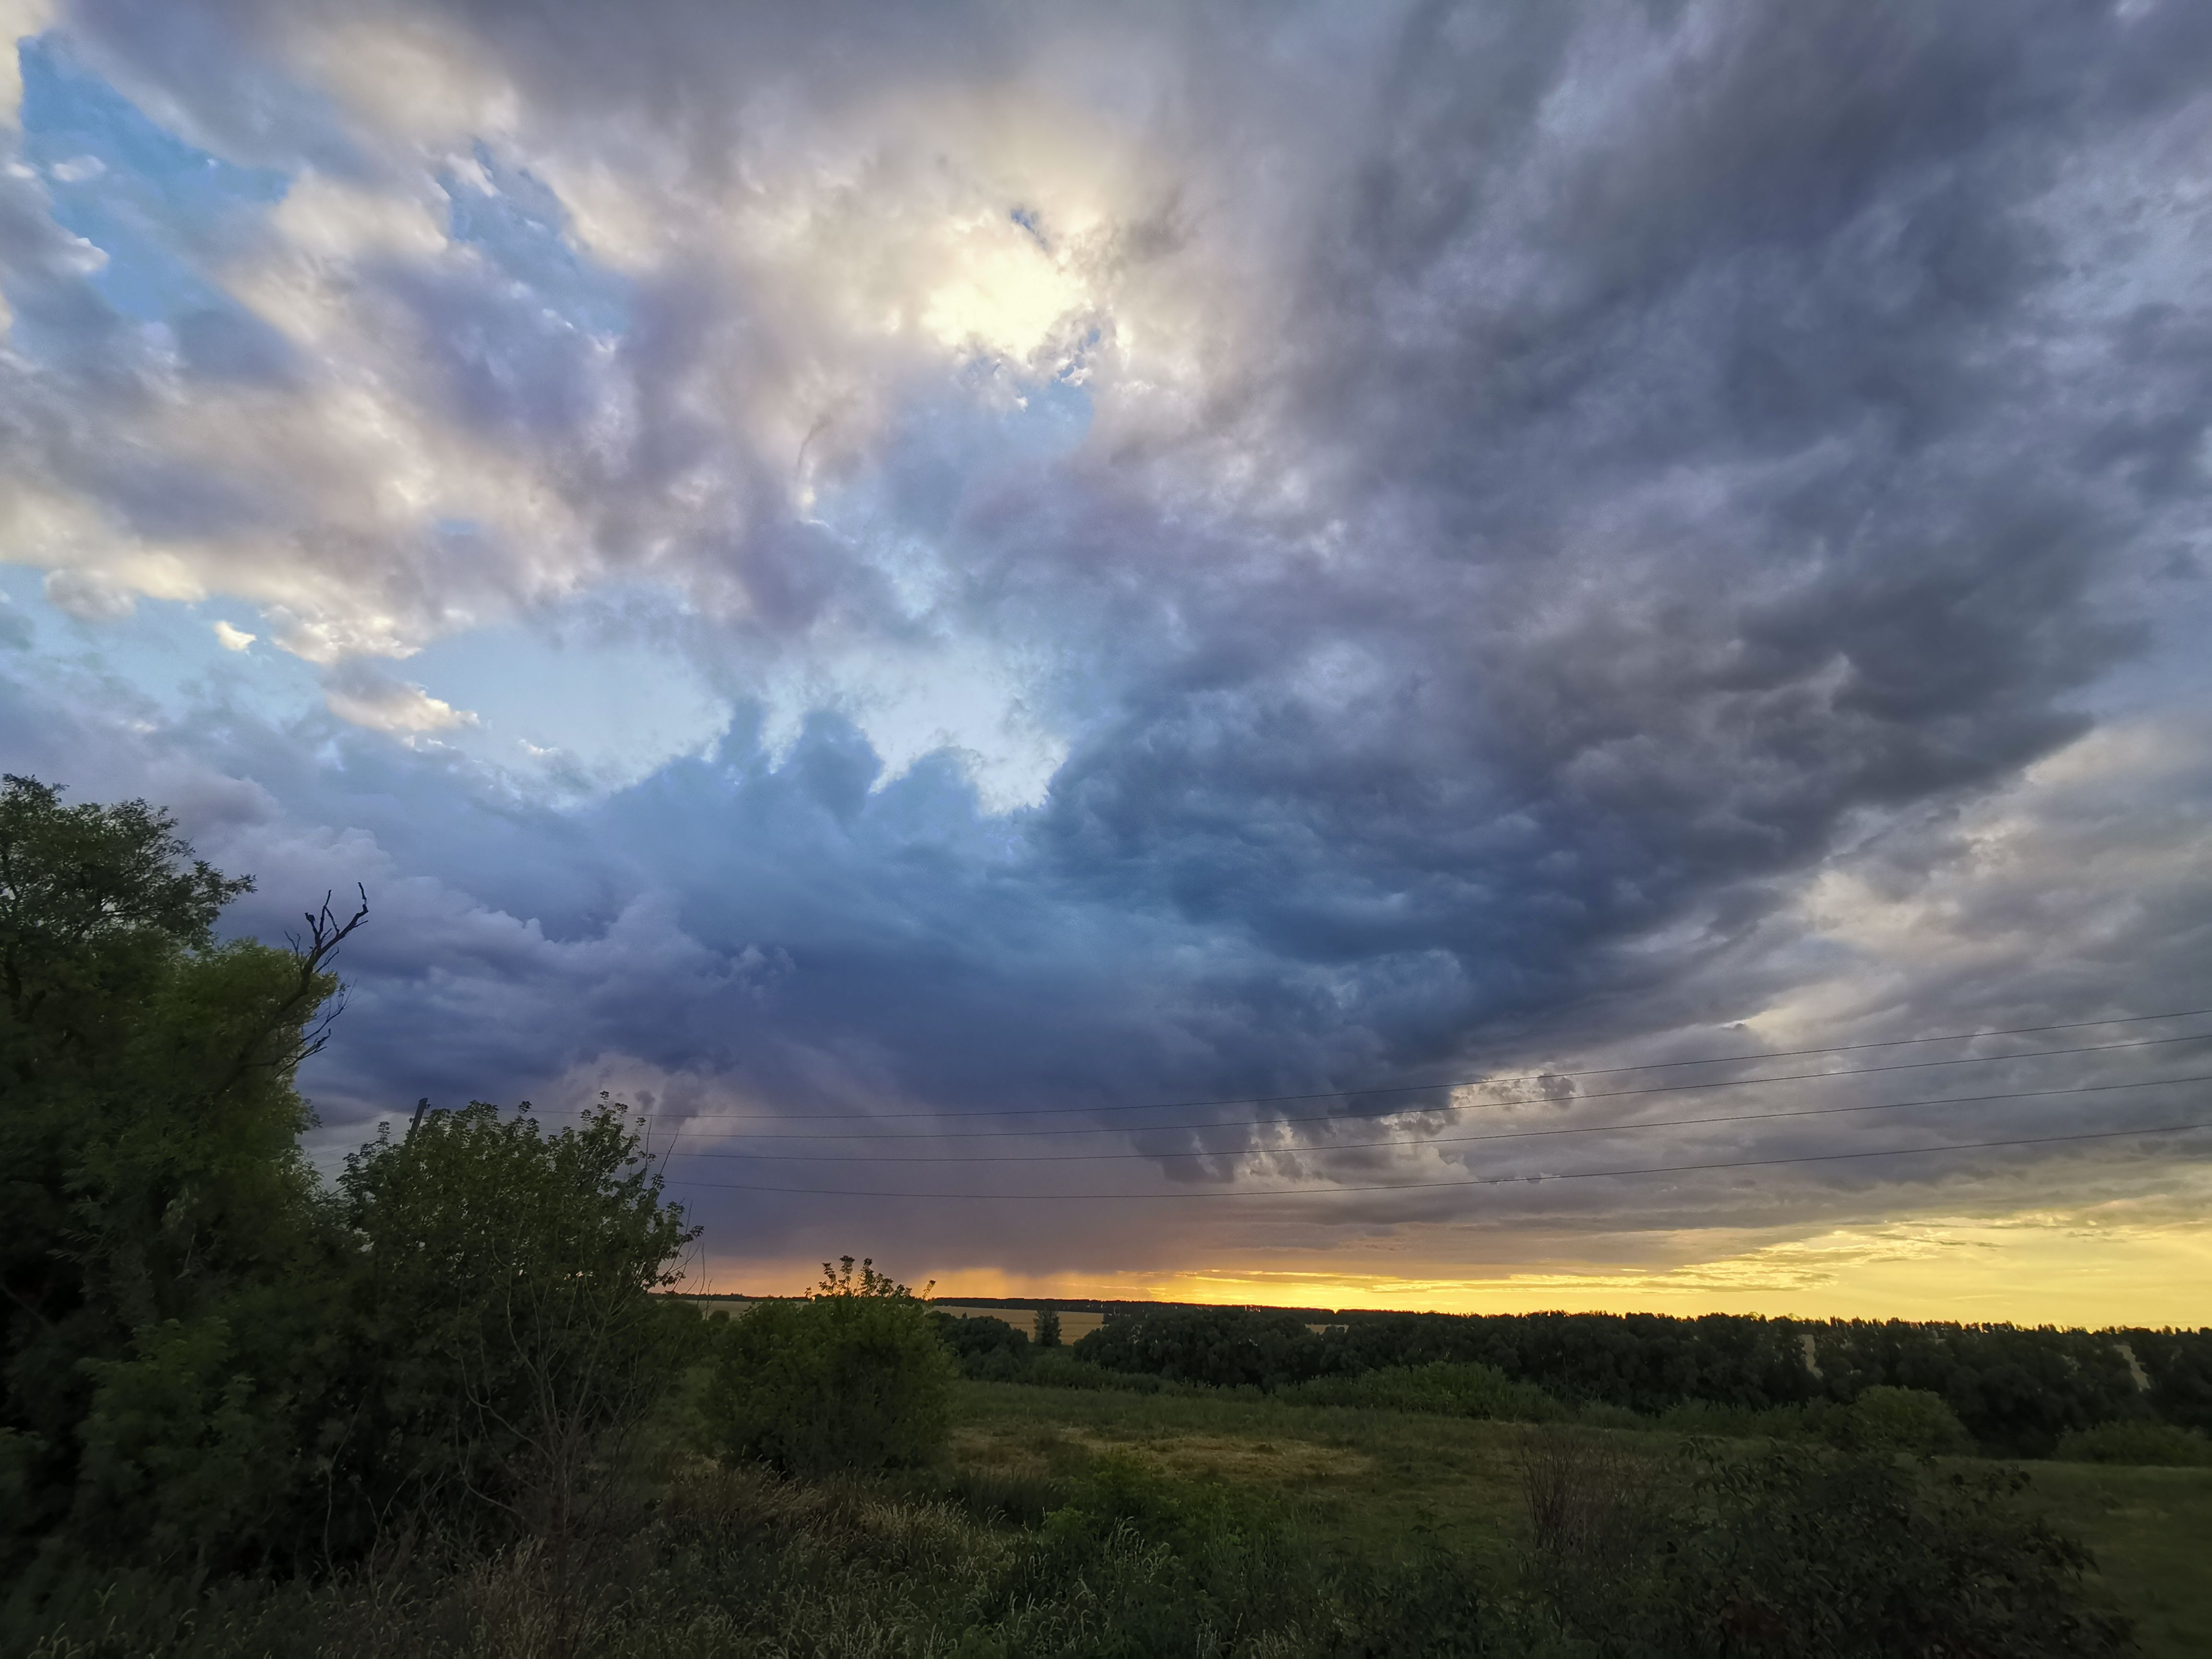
<box><xmin>3</xmin><ymin>0</ymin><xmax>2210</xmax><ymax>1292</ymax></box>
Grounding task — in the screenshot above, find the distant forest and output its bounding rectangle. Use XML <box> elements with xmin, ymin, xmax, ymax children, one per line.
<box><xmin>932</xmin><ymin>1304</ymin><xmax>2211</xmax><ymax>1457</ymax></box>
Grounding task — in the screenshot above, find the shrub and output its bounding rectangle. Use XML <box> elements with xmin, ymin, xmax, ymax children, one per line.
<box><xmin>2055</xmin><ymin>1420</ymin><xmax>2212</xmax><ymax>1467</ymax></box>
<box><xmin>1288</xmin><ymin>1359</ymin><xmax>1562</xmax><ymax>1421</ymax></box>
<box><xmin>1837</xmin><ymin>1384</ymin><xmax>1973</xmax><ymax>1455</ymax></box>
<box><xmin>700</xmin><ymin>1258</ymin><xmax>957</xmax><ymax>1475</ymax></box>
<box><xmin>934</xmin><ymin>1309</ymin><xmax>1032</xmax><ymax>1380</ymax></box>
<box><xmin>336</xmin><ymin>1100</ymin><xmax>699</xmax><ymax>1554</ymax></box>
<box><xmin>1531</xmin><ymin>1442</ymin><xmax>2132</xmax><ymax>1658</ymax></box>
<box><xmin>1022</xmin><ymin>1352</ymin><xmax>1179</xmax><ymax>1393</ymax></box>
<box><xmin>1640</xmin><ymin>1445</ymin><xmax>2132</xmax><ymax>1658</ymax></box>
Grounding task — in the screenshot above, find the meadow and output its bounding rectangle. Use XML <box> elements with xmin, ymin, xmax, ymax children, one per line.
<box><xmin>947</xmin><ymin>1379</ymin><xmax>2212</xmax><ymax>1659</ymax></box>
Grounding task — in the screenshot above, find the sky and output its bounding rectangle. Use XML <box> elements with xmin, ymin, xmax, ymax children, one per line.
<box><xmin>2</xmin><ymin>0</ymin><xmax>2210</xmax><ymax>1324</ymax></box>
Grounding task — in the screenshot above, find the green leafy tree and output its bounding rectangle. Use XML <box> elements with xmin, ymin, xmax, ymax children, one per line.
<box><xmin>0</xmin><ymin>776</ymin><xmax>361</xmax><ymax>1571</ymax></box>
<box><xmin>1034</xmin><ymin>1305</ymin><xmax>1062</xmax><ymax>1349</ymax></box>
<box><xmin>335</xmin><ymin>1099</ymin><xmax>699</xmax><ymax>1554</ymax></box>
<box><xmin>1837</xmin><ymin>1383</ymin><xmax>1974</xmax><ymax>1456</ymax></box>
<box><xmin>700</xmin><ymin>1257</ymin><xmax>956</xmax><ymax>1475</ymax></box>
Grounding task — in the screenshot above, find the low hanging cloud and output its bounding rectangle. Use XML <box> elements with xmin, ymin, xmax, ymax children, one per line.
<box><xmin>2</xmin><ymin>0</ymin><xmax>2210</xmax><ymax>1288</ymax></box>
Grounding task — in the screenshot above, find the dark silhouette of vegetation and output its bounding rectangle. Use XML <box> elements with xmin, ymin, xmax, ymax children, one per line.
<box><xmin>699</xmin><ymin>1258</ymin><xmax>956</xmax><ymax>1475</ymax></box>
<box><xmin>1069</xmin><ymin>1304</ymin><xmax>2207</xmax><ymax>1455</ymax></box>
<box><xmin>933</xmin><ymin>1307</ymin><xmax>1034</xmax><ymax>1380</ymax></box>
<box><xmin>1527</xmin><ymin>1434</ymin><xmax>2132</xmax><ymax>1658</ymax></box>
<box><xmin>1</xmin><ymin>778</ymin><xmax>697</xmax><ymax>1621</ymax></box>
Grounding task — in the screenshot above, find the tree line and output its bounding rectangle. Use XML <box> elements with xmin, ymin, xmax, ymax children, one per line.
<box><xmin>1059</xmin><ymin>1306</ymin><xmax>2208</xmax><ymax>1455</ymax></box>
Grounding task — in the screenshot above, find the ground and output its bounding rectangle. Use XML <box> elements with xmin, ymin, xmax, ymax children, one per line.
<box><xmin>950</xmin><ymin>1380</ymin><xmax>2212</xmax><ymax>1659</ymax></box>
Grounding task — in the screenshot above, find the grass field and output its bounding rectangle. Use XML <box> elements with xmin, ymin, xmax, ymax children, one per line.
<box><xmin>950</xmin><ymin>1379</ymin><xmax>2212</xmax><ymax>1658</ymax></box>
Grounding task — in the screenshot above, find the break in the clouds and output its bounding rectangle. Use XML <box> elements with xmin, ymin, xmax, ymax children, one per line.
<box><xmin>4</xmin><ymin>0</ymin><xmax>2211</xmax><ymax>1299</ymax></box>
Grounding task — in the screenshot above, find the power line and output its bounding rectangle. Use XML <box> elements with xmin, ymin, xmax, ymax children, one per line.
<box><xmin>652</xmin><ymin>1119</ymin><xmax>2212</xmax><ymax>1202</ymax></box>
<box><xmin>654</xmin><ymin>1070</ymin><xmax>2212</xmax><ymax>1164</ymax></box>
<box><xmin>510</xmin><ymin>1008</ymin><xmax>2212</xmax><ymax>1127</ymax></box>
<box><xmin>547</xmin><ymin>1031</ymin><xmax>2212</xmax><ymax>1142</ymax></box>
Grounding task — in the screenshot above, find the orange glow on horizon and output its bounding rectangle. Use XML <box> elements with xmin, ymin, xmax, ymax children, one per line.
<box><xmin>698</xmin><ymin>1211</ymin><xmax>2212</xmax><ymax>1329</ymax></box>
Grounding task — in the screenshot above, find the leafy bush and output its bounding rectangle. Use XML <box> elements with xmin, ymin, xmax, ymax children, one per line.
<box><xmin>700</xmin><ymin>1258</ymin><xmax>957</xmax><ymax>1475</ymax></box>
<box><xmin>933</xmin><ymin>1309</ymin><xmax>1033</xmax><ymax>1381</ymax></box>
<box><xmin>1</xmin><ymin>777</ymin><xmax>360</xmax><ymax>1575</ymax></box>
<box><xmin>335</xmin><ymin>1100</ymin><xmax>699</xmax><ymax>1551</ymax></box>
<box><xmin>1534</xmin><ymin>1441</ymin><xmax>2132</xmax><ymax>1658</ymax></box>
<box><xmin>1288</xmin><ymin>1359</ymin><xmax>1563</xmax><ymax>1421</ymax></box>
<box><xmin>1653</xmin><ymin>1447</ymin><xmax>2130</xmax><ymax>1657</ymax></box>
<box><xmin>1022</xmin><ymin>1352</ymin><xmax>1184</xmax><ymax>1393</ymax></box>
<box><xmin>1837</xmin><ymin>1383</ymin><xmax>1974</xmax><ymax>1456</ymax></box>
<box><xmin>2055</xmin><ymin>1419</ymin><xmax>2212</xmax><ymax>1466</ymax></box>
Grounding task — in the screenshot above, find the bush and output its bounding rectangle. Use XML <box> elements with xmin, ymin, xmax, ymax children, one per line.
<box><xmin>1537</xmin><ymin>1442</ymin><xmax>2133</xmax><ymax>1658</ymax></box>
<box><xmin>700</xmin><ymin>1258</ymin><xmax>957</xmax><ymax>1475</ymax></box>
<box><xmin>1022</xmin><ymin>1352</ymin><xmax>1181</xmax><ymax>1393</ymax></box>
<box><xmin>2055</xmin><ymin>1420</ymin><xmax>2212</xmax><ymax>1466</ymax></box>
<box><xmin>335</xmin><ymin>1101</ymin><xmax>699</xmax><ymax>1553</ymax></box>
<box><xmin>1652</xmin><ymin>1446</ymin><xmax>2131</xmax><ymax>1657</ymax></box>
<box><xmin>1837</xmin><ymin>1384</ymin><xmax>1973</xmax><ymax>1456</ymax></box>
<box><xmin>934</xmin><ymin>1309</ymin><xmax>1033</xmax><ymax>1381</ymax></box>
<box><xmin>1287</xmin><ymin>1360</ymin><xmax>1563</xmax><ymax>1421</ymax></box>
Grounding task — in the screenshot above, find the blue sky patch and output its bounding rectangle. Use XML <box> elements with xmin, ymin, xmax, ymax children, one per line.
<box><xmin>17</xmin><ymin>36</ymin><xmax>287</xmax><ymax>326</ymax></box>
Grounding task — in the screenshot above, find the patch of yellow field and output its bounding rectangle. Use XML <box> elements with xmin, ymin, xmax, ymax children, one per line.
<box><xmin>934</xmin><ymin>1305</ymin><xmax>1107</xmax><ymax>1344</ymax></box>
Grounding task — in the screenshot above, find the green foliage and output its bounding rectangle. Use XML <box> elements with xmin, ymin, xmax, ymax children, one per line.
<box><xmin>334</xmin><ymin>1099</ymin><xmax>700</xmax><ymax>1548</ymax></box>
<box><xmin>1033</xmin><ymin>1305</ymin><xmax>1061</xmax><ymax>1349</ymax></box>
<box><xmin>1635</xmin><ymin>1445</ymin><xmax>2133</xmax><ymax>1658</ymax></box>
<box><xmin>1074</xmin><ymin>1304</ymin><xmax>1338</xmax><ymax>1389</ymax></box>
<box><xmin>2126</xmin><ymin>1328</ymin><xmax>2212</xmax><ymax>1432</ymax></box>
<box><xmin>699</xmin><ymin>1259</ymin><xmax>958</xmax><ymax>1475</ymax></box>
<box><xmin>1836</xmin><ymin>1383</ymin><xmax>1974</xmax><ymax>1456</ymax></box>
<box><xmin>1073</xmin><ymin>1305</ymin><xmax>2209</xmax><ymax>1454</ymax></box>
<box><xmin>1288</xmin><ymin>1359</ymin><xmax>1563</xmax><ymax>1421</ymax></box>
<box><xmin>0</xmin><ymin>777</ymin><xmax>357</xmax><ymax>1573</ymax></box>
<box><xmin>934</xmin><ymin>1310</ymin><xmax>1034</xmax><ymax>1381</ymax></box>
<box><xmin>1517</xmin><ymin>1432</ymin><xmax>2132</xmax><ymax>1658</ymax></box>
<box><xmin>2</xmin><ymin>778</ymin><xmax>701</xmax><ymax>1591</ymax></box>
<box><xmin>72</xmin><ymin>1313</ymin><xmax>310</xmax><ymax>1574</ymax></box>
<box><xmin>1022</xmin><ymin>1351</ymin><xmax>1186</xmax><ymax>1394</ymax></box>
<box><xmin>2056</xmin><ymin>1419</ymin><xmax>2212</xmax><ymax>1467</ymax></box>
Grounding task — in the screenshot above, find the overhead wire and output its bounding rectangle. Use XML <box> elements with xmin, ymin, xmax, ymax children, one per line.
<box><xmin>513</xmin><ymin>999</ymin><xmax>2212</xmax><ymax>1132</ymax></box>
<box><xmin>528</xmin><ymin>1030</ymin><xmax>2212</xmax><ymax>1142</ymax></box>
<box><xmin>650</xmin><ymin>1070</ymin><xmax>2212</xmax><ymax>1164</ymax></box>
<box><xmin>509</xmin><ymin>1006</ymin><xmax>2212</xmax><ymax>1126</ymax></box>
<box><xmin>649</xmin><ymin>1119</ymin><xmax>2212</xmax><ymax>1201</ymax></box>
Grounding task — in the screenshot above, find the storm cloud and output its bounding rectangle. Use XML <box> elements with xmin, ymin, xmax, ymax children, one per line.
<box><xmin>3</xmin><ymin>0</ymin><xmax>2209</xmax><ymax>1293</ymax></box>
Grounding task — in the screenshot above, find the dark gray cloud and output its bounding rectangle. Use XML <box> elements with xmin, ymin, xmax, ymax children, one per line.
<box><xmin>4</xmin><ymin>0</ymin><xmax>2211</xmax><ymax>1287</ymax></box>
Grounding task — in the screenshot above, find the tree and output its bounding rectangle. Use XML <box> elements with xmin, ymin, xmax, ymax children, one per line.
<box><xmin>700</xmin><ymin>1258</ymin><xmax>956</xmax><ymax>1475</ymax></box>
<box><xmin>0</xmin><ymin>776</ymin><xmax>362</xmax><ymax>1572</ymax></box>
<box><xmin>1035</xmin><ymin>1305</ymin><xmax>1062</xmax><ymax>1349</ymax></box>
<box><xmin>335</xmin><ymin>1100</ymin><xmax>699</xmax><ymax>1560</ymax></box>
